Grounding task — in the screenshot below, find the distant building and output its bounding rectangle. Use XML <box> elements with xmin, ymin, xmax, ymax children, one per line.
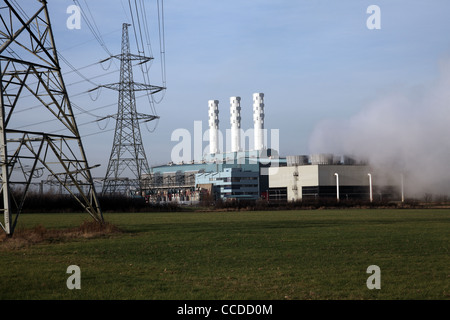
<box><xmin>141</xmin><ymin>94</ymin><xmax>394</xmax><ymax>204</ymax></box>
<box><xmin>196</xmin><ymin>167</ymin><xmax>259</xmax><ymax>201</ymax></box>
<box><xmin>268</xmin><ymin>161</ymin><xmax>371</xmax><ymax>202</ymax></box>
<box><xmin>142</xmin><ymin>150</ymin><xmax>278</xmax><ymax>204</ymax></box>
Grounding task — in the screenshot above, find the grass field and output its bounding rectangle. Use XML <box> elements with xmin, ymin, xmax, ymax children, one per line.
<box><xmin>0</xmin><ymin>208</ymin><xmax>448</xmax><ymax>300</ymax></box>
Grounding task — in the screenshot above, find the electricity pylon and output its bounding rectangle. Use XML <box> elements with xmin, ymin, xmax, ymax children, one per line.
<box><xmin>0</xmin><ymin>0</ymin><xmax>103</xmax><ymax>236</ymax></box>
<box><xmin>97</xmin><ymin>23</ymin><xmax>164</xmax><ymax>196</ymax></box>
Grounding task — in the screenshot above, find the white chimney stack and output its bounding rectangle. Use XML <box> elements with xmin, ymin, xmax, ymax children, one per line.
<box><xmin>253</xmin><ymin>93</ymin><xmax>264</xmax><ymax>151</ymax></box>
<box><xmin>230</xmin><ymin>96</ymin><xmax>241</xmax><ymax>153</ymax></box>
<box><xmin>208</xmin><ymin>100</ymin><xmax>219</xmax><ymax>154</ymax></box>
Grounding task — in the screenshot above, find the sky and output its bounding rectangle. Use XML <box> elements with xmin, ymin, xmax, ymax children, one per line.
<box><xmin>35</xmin><ymin>0</ymin><xmax>450</xmax><ymax>191</ymax></box>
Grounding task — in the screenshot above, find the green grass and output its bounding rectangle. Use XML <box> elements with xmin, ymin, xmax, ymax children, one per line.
<box><xmin>0</xmin><ymin>209</ymin><xmax>448</xmax><ymax>300</ymax></box>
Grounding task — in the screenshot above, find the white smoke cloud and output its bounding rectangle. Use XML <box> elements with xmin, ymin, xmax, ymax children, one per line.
<box><xmin>308</xmin><ymin>58</ymin><xmax>450</xmax><ymax>197</ymax></box>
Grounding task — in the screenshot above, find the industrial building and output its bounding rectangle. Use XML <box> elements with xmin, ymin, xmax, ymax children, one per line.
<box><xmin>142</xmin><ymin>93</ymin><xmax>382</xmax><ymax>204</ymax></box>
<box><xmin>142</xmin><ymin>150</ymin><xmax>274</xmax><ymax>203</ymax></box>
<box><xmin>268</xmin><ymin>155</ymin><xmax>373</xmax><ymax>202</ymax></box>
<box><xmin>196</xmin><ymin>167</ymin><xmax>260</xmax><ymax>201</ymax></box>
<box><xmin>142</xmin><ymin>93</ymin><xmax>275</xmax><ymax>203</ymax></box>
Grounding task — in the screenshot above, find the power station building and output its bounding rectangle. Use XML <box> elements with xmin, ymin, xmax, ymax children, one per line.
<box><xmin>142</xmin><ymin>150</ymin><xmax>276</xmax><ymax>203</ymax></box>
<box><xmin>268</xmin><ymin>155</ymin><xmax>372</xmax><ymax>202</ymax></box>
<box><xmin>142</xmin><ymin>93</ymin><xmax>275</xmax><ymax>203</ymax></box>
<box><xmin>196</xmin><ymin>167</ymin><xmax>260</xmax><ymax>201</ymax></box>
<box><xmin>143</xmin><ymin>93</ymin><xmax>383</xmax><ymax>204</ymax></box>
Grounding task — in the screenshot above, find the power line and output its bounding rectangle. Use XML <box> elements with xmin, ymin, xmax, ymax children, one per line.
<box><xmin>139</xmin><ymin>0</ymin><xmax>154</xmax><ymax>57</ymax></box>
<box><xmin>128</xmin><ymin>0</ymin><xmax>141</xmax><ymax>54</ymax></box>
<box><xmin>122</xmin><ymin>0</ymin><xmax>167</xmax><ymax>113</ymax></box>
<box><xmin>58</xmin><ymin>54</ymin><xmax>99</xmax><ymax>87</ymax></box>
<box><xmin>134</xmin><ymin>0</ymin><xmax>146</xmax><ymax>56</ymax></box>
<box><xmin>73</xmin><ymin>0</ymin><xmax>113</xmax><ymax>57</ymax></box>
<box><xmin>11</xmin><ymin>57</ymin><xmax>121</xmax><ymax>104</ymax></box>
<box><xmin>81</xmin><ymin>116</ymin><xmax>155</xmax><ymax>138</ymax></box>
<box><xmin>157</xmin><ymin>0</ymin><xmax>167</xmax><ymax>88</ymax></box>
<box><xmin>8</xmin><ymin>1</ymin><xmax>167</xmax><ymax>138</ymax></box>
<box><xmin>13</xmin><ymin>94</ymin><xmax>152</xmax><ymax>131</ymax></box>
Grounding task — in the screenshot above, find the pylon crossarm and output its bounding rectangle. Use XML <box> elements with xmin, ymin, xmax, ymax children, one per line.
<box><xmin>52</xmin><ymin>164</ymin><xmax>101</xmax><ymax>178</ymax></box>
<box><xmin>90</xmin><ymin>82</ymin><xmax>165</xmax><ymax>94</ymax></box>
<box><xmin>0</xmin><ymin>55</ymin><xmax>58</xmax><ymax>71</ymax></box>
<box><xmin>137</xmin><ymin>113</ymin><xmax>159</xmax><ymax>122</ymax></box>
<box><xmin>101</xmin><ymin>53</ymin><xmax>153</xmax><ymax>63</ymax></box>
<box><xmin>6</xmin><ymin>129</ymin><xmax>79</xmax><ymax>141</ymax></box>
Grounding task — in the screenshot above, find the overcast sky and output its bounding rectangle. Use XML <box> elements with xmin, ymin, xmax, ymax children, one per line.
<box><xmin>43</xmin><ymin>0</ymin><xmax>450</xmax><ymax>178</ymax></box>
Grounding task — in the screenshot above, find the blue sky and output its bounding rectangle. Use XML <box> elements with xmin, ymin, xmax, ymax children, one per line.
<box><xmin>43</xmin><ymin>0</ymin><xmax>450</xmax><ymax>178</ymax></box>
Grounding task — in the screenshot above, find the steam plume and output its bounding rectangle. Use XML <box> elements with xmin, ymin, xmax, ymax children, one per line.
<box><xmin>309</xmin><ymin>59</ymin><xmax>450</xmax><ymax>198</ymax></box>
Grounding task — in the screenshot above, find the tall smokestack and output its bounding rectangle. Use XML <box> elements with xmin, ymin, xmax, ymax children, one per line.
<box><xmin>230</xmin><ymin>96</ymin><xmax>241</xmax><ymax>152</ymax></box>
<box><xmin>253</xmin><ymin>93</ymin><xmax>264</xmax><ymax>151</ymax></box>
<box><xmin>208</xmin><ymin>100</ymin><xmax>219</xmax><ymax>154</ymax></box>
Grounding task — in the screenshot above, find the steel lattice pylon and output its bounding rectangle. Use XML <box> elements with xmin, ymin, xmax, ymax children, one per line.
<box><xmin>0</xmin><ymin>0</ymin><xmax>103</xmax><ymax>236</ymax></box>
<box><xmin>100</xmin><ymin>23</ymin><xmax>164</xmax><ymax>196</ymax></box>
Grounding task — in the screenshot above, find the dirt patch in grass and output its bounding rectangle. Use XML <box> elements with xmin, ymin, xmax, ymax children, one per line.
<box><xmin>0</xmin><ymin>220</ymin><xmax>122</xmax><ymax>250</ymax></box>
